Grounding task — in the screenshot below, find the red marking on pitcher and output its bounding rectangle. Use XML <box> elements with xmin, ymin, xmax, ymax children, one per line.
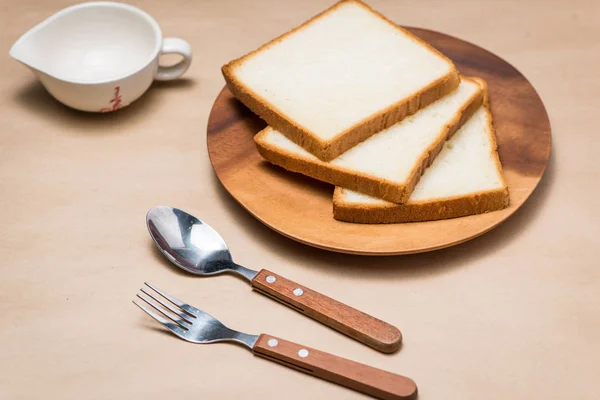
<box><xmin>100</xmin><ymin>86</ymin><xmax>123</xmax><ymax>112</ymax></box>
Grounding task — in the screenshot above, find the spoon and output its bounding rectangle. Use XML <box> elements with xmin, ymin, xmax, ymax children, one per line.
<box><xmin>146</xmin><ymin>206</ymin><xmax>402</xmax><ymax>353</ymax></box>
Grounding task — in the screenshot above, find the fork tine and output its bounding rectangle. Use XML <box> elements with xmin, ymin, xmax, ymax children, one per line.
<box><xmin>136</xmin><ymin>294</ymin><xmax>190</xmax><ymax>330</ymax></box>
<box><xmin>144</xmin><ymin>282</ymin><xmax>197</xmax><ymax>315</ymax></box>
<box><xmin>141</xmin><ymin>287</ymin><xmax>194</xmax><ymax>324</ymax></box>
<box><xmin>133</xmin><ymin>300</ymin><xmax>188</xmax><ymax>337</ymax></box>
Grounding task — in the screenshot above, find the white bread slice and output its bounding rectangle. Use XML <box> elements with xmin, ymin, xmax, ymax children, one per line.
<box><xmin>255</xmin><ymin>78</ymin><xmax>484</xmax><ymax>204</ymax></box>
<box><xmin>223</xmin><ymin>0</ymin><xmax>459</xmax><ymax>161</ymax></box>
<box><xmin>333</xmin><ymin>95</ymin><xmax>510</xmax><ymax>223</ymax></box>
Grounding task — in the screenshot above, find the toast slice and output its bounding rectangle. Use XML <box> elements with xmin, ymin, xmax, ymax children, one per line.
<box><xmin>333</xmin><ymin>95</ymin><xmax>510</xmax><ymax>223</ymax></box>
<box><xmin>223</xmin><ymin>0</ymin><xmax>459</xmax><ymax>161</ymax></box>
<box><xmin>255</xmin><ymin>78</ymin><xmax>484</xmax><ymax>203</ymax></box>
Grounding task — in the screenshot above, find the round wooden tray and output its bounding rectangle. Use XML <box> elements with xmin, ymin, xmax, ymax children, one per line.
<box><xmin>207</xmin><ymin>28</ymin><xmax>551</xmax><ymax>255</ymax></box>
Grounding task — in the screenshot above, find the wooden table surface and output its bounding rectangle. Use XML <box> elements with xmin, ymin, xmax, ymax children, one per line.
<box><xmin>1</xmin><ymin>1</ymin><xmax>598</xmax><ymax>399</ymax></box>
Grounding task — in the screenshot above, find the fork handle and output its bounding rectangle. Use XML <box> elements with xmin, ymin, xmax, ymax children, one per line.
<box><xmin>253</xmin><ymin>334</ymin><xmax>417</xmax><ymax>400</ymax></box>
<box><xmin>251</xmin><ymin>269</ymin><xmax>402</xmax><ymax>353</ymax></box>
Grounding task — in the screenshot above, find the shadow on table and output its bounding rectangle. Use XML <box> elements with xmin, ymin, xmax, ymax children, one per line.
<box><xmin>12</xmin><ymin>78</ymin><xmax>196</xmax><ymax>133</ymax></box>
<box><xmin>211</xmin><ymin>153</ymin><xmax>556</xmax><ymax>281</ymax></box>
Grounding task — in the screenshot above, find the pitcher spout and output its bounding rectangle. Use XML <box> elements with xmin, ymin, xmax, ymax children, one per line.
<box><xmin>10</xmin><ymin>38</ymin><xmax>38</xmax><ymax>74</ymax></box>
<box><xmin>9</xmin><ymin>18</ymin><xmax>53</xmax><ymax>76</ymax></box>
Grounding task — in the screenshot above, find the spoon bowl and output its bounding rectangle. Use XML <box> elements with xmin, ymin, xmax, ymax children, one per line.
<box><xmin>146</xmin><ymin>206</ymin><xmax>257</xmax><ymax>280</ymax></box>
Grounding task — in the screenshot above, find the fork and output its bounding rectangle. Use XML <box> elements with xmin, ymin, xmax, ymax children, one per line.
<box><xmin>134</xmin><ymin>283</ymin><xmax>418</xmax><ymax>400</ymax></box>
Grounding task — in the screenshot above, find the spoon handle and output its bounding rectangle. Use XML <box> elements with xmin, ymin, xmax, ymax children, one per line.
<box><xmin>253</xmin><ymin>334</ymin><xmax>417</xmax><ymax>400</ymax></box>
<box><xmin>251</xmin><ymin>269</ymin><xmax>402</xmax><ymax>353</ymax></box>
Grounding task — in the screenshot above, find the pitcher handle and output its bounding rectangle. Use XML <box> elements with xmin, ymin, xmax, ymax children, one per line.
<box><xmin>156</xmin><ymin>37</ymin><xmax>192</xmax><ymax>81</ymax></box>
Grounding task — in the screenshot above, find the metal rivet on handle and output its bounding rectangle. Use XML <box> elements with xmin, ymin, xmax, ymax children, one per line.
<box><xmin>267</xmin><ymin>338</ymin><xmax>278</xmax><ymax>347</ymax></box>
<box><xmin>293</xmin><ymin>288</ymin><xmax>304</xmax><ymax>296</ymax></box>
<box><xmin>266</xmin><ymin>275</ymin><xmax>276</xmax><ymax>284</ymax></box>
<box><xmin>298</xmin><ymin>349</ymin><xmax>309</xmax><ymax>358</ymax></box>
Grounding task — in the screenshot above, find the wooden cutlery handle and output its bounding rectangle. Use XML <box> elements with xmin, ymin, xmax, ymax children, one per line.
<box><xmin>251</xmin><ymin>269</ymin><xmax>402</xmax><ymax>353</ymax></box>
<box><xmin>253</xmin><ymin>334</ymin><xmax>417</xmax><ymax>400</ymax></box>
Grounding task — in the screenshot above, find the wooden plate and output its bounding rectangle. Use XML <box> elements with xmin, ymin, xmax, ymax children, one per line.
<box><xmin>207</xmin><ymin>28</ymin><xmax>551</xmax><ymax>255</ymax></box>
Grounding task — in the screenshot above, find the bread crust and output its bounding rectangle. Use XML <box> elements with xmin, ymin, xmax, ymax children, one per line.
<box><xmin>222</xmin><ymin>0</ymin><xmax>460</xmax><ymax>161</ymax></box>
<box><xmin>332</xmin><ymin>82</ymin><xmax>511</xmax><ymax>224</ymax></box>
<box><xmin>332</xmin><ymin>187</ymin><xmax>510</xmax><ymax>223</ymax></box>
<box><xmin>255</xmin><ymin>78</ymin><xmax>483</xmax><ymax>204</ymax></box>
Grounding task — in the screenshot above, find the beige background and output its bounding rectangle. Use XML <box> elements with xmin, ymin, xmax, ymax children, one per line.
<box><xmin>1</xmin><ymin>0</ymin><xmax>598</xmax><ymax>399</ymax></box>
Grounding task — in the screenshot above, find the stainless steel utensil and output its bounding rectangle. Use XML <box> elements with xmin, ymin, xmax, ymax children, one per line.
<box><xmin>134</xmin><ymin>282</ymin><xmax>417</xmax><ymax>400</ymax></box>
<box><xmin>146</xmin><ymin>206</ymin><xmax>402</xmax><ymax>353</ymax></box>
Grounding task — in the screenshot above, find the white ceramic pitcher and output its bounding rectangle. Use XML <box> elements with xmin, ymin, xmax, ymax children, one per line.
<box><xmin>9</xmin><ymin>2</ymin><xmax>192</xmax><ymax>112</ymax></box>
